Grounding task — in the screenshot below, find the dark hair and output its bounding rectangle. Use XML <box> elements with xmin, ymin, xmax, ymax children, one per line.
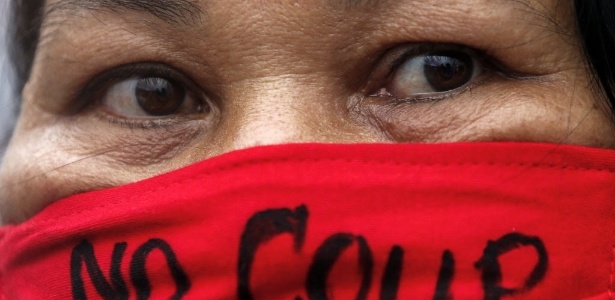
<box><xmin>1</xmin><ymin>0</ymin><xmax>44</xmax><ymax>156</ymax></box>
<box><xmin>574</xmin><ymin>0</ymin><xmax>615</xmax><ymax>118</ymax></box>
<box><xmin>6</xmin><ymin>0</ymin><xmax>615</xmax><ymax>117</ymax></box>
<box><xmin>8</xmin><ymin>0</ymin><xmax>44</xmax><ymax>94</ymax></box>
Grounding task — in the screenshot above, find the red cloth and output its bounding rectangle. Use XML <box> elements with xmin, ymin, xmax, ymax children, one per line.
<box><xmin>1</xmin><ymin>142</ymin><xmax>615</xmax><ymax>299</ymax></box>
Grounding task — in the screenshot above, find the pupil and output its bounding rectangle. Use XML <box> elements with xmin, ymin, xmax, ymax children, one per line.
<box><xmin>423</xmin><ymin>52</ymin><xmax>473</xmax><ymax>92</ymax></box>
<box><xmin>135</xmin><ymin>77</ymin><xmax>185</xmax><ymax>116</ymax></box>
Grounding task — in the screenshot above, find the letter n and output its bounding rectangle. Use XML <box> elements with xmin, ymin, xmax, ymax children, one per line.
<box><xmin>70</xmin><ymin>240</ymin><xmax>129</xmax><ymax>300</ymax></box>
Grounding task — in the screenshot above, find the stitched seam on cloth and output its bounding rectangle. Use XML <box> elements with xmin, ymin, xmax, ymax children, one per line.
<box><xmin>188</xmin><ymin>158</ymin><xmax>615</xmax><ymax>174</ymax></box>
<box><xmin>6</xmin><ymin>158</ymin><xmax>615</xmax><ymax>232</ymax></box>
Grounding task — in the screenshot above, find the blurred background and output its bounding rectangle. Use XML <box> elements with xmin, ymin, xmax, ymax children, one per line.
<box><xmin>0</xmin><ymin>0</ymin><xmax>15</xmax><ymax>161</ymax></box>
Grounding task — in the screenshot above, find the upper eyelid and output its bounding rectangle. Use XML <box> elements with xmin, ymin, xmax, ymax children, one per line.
<box><xmin>380</xmin><ymin>43</ymin><xmax>547</xmax><ymax>93</ymax></box>
<box><xmin>385</xmin><ymin>45</ymin><xmax>496</xmax><ymax>80</ymax></box>
<box><xmin>75</xmin><ymin>63</ymin><xmax>208</xmax><ymax>112</ymax></box>
<box><xmin>362</xmin><ymin>44</ymin><xmax>492</xmax><ymax>96</ymax></box>
<box><xmin>367</xmin><ymin>44</ymin><xmax>498</xmax><ymax>102</ymax></box>
<box><xmin>83</xmin><ymin>64</ymin><xmax>190</xmax><ymax>89</ymax></box>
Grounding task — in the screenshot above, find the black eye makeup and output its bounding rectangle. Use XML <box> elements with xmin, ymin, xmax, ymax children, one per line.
<box><xmin>77</xmin><ymin>63</ymin><xmax>213</xmax><ymax>129</ymax></box>
<box><xmin>368</xmin><ymin>44</ymin><xmax>509</xmax><ymax>103</ymax></box>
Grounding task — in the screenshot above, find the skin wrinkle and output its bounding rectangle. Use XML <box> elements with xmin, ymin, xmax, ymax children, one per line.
<box><xmin>35</xmin><ymin>0</ymin><xmax>564</xmax><ymax>89</ymax></box>
<box><xmin>71</xmin><ymin>127</ymin><xmax>203</xmax><ymax>167</ymax></box>
<box><xmin>327</xmin><ymin>0</ymin><xmax>381</xmax><ymax>10</ymax></box>
<box><xmin>45</xmin><ymin>0</ymin><xmax>204</xmax><ymax>26</ymax></box>
<box><xmin>36</xmin><ymin>0</ymin><xmax>205</xmax><ymax>54</ymax></box>
<box><xmin>510</xmin><ymin>0</ymin><xmax>571</xmax><ymax>37</ymax></box>
<box><xmin>1</xmin><ymin>0</ymin><xmax>615</xmax><ymax>224</ymax></box>
<box><xmin>370</xmin><ymin>6</ymin><xmax>572</xmax><ymax>78</ymax></box>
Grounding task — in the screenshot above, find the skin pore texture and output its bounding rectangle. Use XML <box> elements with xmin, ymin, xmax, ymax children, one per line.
<box><xmin>1</xmin><ymin>0</ymin><xmax>615</xmax><ymax>224</ymax></box>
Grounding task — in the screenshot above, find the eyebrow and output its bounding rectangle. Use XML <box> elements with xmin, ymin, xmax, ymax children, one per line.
<box><xmin>45</xmin><ymin>0</ymin><xmax>204</xmax><ymax>27</ymax></box>
<box><xmin>45</xmin><ymin>0</ymin><xmax>386</xmax><ymax>27</ymax></box>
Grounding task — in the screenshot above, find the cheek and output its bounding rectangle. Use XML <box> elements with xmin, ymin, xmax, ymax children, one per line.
<box><xmin>66</xmin><ymin>122</ymin><xmax>206</xmax><ymax>167</ymax></box>
<box><xmin>0</xmin><ymin>107</ymin><xmax>207</xmax><ymax>224</ymax></box>
<box><xmin>361</xmin><ymin>78</ymin><xmax>615</xmax><ymax>147</ymax></box>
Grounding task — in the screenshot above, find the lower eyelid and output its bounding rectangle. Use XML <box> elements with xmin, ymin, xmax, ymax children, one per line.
<box><xmin>77</xmin><ymin>63</ymin><xmax>204</xmax><ymax>102</ymax></box>
<box><xmin>93</xmin><ymin>110</ymin><xmax>199</xmax><ymax>130</ymax></box>
<box><xmin>373</xmin><ymin>72</ymin><xmax>494</xmax><ymax>105</ymax></box>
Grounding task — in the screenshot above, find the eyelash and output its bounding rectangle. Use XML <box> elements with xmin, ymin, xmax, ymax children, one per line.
<box><xmin>78</xmin><ymin>63</ymin><xmax>207</xmax><ymax>130</ymax></box>
<box><xmin>389</xmin><ymin>45</ymin><xmax>490</xmax><ymax>76</ymax></box>
<box><xmin>370</xmin><ymin>44</ymin><xmax>514</xmax><ymax>103</ymax></box>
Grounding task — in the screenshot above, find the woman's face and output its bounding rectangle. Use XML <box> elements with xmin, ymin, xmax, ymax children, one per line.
<box><xmin>1</xmin><ymin>0</ymin><xmax>615</xmax><ymax>223</ymax></box>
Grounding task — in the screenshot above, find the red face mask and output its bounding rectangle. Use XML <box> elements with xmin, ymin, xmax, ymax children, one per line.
<box><xmin>1</xmin><ymin>143</ymin><xmax>614</xmax><ymax>299</ymax></box>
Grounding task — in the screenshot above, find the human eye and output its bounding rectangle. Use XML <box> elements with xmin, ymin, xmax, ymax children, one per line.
<box><xmin>80</xmin><ymin>64</ymin><xmax>212</xmax><ymax>128</ymax></box>
<box><xmin>358</xmin><ymin>44</ymin><xmax>525</xmax><ymax>142</ymax></box>
<box><xmin>369</xmin><ymin>45</ymin><xmax>495</xmax><ymax>103</ymax></box>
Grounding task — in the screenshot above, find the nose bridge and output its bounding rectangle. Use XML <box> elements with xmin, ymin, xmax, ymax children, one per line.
<box><xmin>195</xmin><ymin>3</ymin><xmax>380</xmax><ymax>152</ymax></box>
<box><xmin>216</xmin><ymin>75</ymin><xmax>361</xmax><ymax>152</ymax></box>
<box><xmin>201</xmin><ymin>1</ymin><xmax>370</xmax><ymax>83</ymax></box>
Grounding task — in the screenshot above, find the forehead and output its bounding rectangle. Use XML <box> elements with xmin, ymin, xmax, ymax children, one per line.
<box><xmin>38</xmin><ymin>0</ymin><xmax>571</xmax><ymax>59</ymax></box>
<box><xmin>42</xmin><ymin>0</ymin><xmax>564</xmax><ymax>27</ymax></box>
<box><xmin>30</xmin><ymin>0</ymin><xmax>575</xmax><ymax>89</ymax></box>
